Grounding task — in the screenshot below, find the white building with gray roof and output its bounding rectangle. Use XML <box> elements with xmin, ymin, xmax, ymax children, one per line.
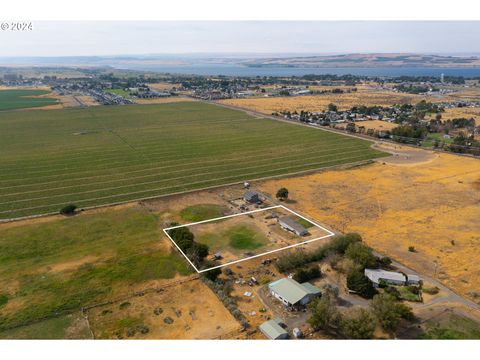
<box><xmin>278</xmin><ymin>216</ymin><xmax>308</xmax><ymax>236</ymax></box>
<box><xmin>364</xmin><ymin>268</ymin><xmax>406</xmax><ymax>287</ymax></box>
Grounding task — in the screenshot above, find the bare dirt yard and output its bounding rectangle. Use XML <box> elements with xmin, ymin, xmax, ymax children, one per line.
<box><xmin>88</xmin><ymin>279</ymin><xmax>240</xmax><ymax>339</ymax></box>
<box><xmin>259</xmin><ymin>146</ymin><xmax>480</xmax><ymax>304</ymax></box>
<box><xmin>183</xmin><ymin>206</ymin><xmax>331</xmax><ymax>267</ymax></box>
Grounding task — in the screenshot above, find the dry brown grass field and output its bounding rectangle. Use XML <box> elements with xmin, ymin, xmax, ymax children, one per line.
<box><xmin>354</xmin><ymin>120</ymin><xmax>399</xmax><ymax>131</ymax></box>
<box><xmin>259</xmin><ymin>146</ymin><xmax>480</xmax><ymax>303</ymax></box>
<box><xmin>437</xmin><ymin>107</ymin><xmax>480</xmax><ymax>122</ymax></box>
<box><xmin>88</xmin><ymin>279</ymin><xmax>240</xmax><ymax>339</ymax></box>
<box><xmin>220</xmin><ymin>87</ymin><xmax>423</xmax><ymax>114</ymax></box>
<box><xmin>148</xmin><ymin>82</ymin><xmax>182</xmax><ymax>90</ymax></box>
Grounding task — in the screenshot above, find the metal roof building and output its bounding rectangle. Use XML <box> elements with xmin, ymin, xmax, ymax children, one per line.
<box><xmin>364</xmin><ymin>268</ymin><xmax>406</xmax><ymax>287</ymax></box>
<box><xmin>278</xmin><ymin>216</ymin><xmax>308</xmax><ymax>236</ymax></box>
<box><xmin>259</xmin><ymin>317</ymin><xmax>288</xmax><ymax>340</ymax></box>
<box><xmin>268</xmin><ymin>278</ymin><xmax>321</xmax><ymax>307</ymax></box>
<box><xmin>244</xmin><ymin>191</ymin><xmax>260</xmax><ymax>203</ymax></box>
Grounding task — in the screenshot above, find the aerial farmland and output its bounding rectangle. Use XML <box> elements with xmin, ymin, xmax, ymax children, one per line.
<box><xmin>0</xmin><ymin>101</ymin><xmax>385</xmax><ymax>220</ymax></box>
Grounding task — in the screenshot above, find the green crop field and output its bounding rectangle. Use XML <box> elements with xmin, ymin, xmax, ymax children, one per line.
<box><xmin>0</xmin><ymin>89</ymin><xmax>59</xmax><ymax>111</ymax></box>
<box><xmin>0</xmin><ymin>206</ymin><xmax>190</xmax><ymax>333</ymax></box>
<box><xmin>0</xmin><ymin>101</ymin><xmax>386</xmax><ymax>219</ymax></box>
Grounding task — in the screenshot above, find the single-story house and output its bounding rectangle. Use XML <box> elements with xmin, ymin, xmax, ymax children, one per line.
<box><xmin>278</xmin><ymin>216</ymin><xmax>308</xmax><ymax>236</ymax></box>
<box><xmin>406</xmin><ymin>274</ymin><xmax>422</xmax><ymax>285</ymax></box>
<box><xmin>244</xmin><ymin>191</ymin><xmax>261</xmax><ymax>204</ymax></box>
<box><xmin>364</xmin><ymin>268</ymin><xmax>406</xmax><ymax>288</ymax></box>
<box><xmin>259</xmin><ymin>317</ymin><xmax>289</xmax><ymax>340</ymax></box>
<box><xmin>268</xmin><ymin>278</ymin><xmax>321</xmax><ymax>307</ymax></box>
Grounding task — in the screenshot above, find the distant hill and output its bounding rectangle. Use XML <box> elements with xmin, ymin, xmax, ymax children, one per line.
<box><xmin>241</xmin><ymin>53</ymin><xmax>480</xmax><ymax>68</ymax></box>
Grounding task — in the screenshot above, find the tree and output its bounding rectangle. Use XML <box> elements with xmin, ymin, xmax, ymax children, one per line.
<box><xmin>370</xmin><ymin>293</ymin><xmax>414</xmax><ymax>333</ymax></box>
<box><xmin>346</xmin><ymin>269</ymin><xmax>377</xmax><ymax>299</ymax></box>
<box><xmin>341</xmin><ymin>309</ymin><xmax>376</xmax><ymax>339</ymax></box>
<box><xmin>187</xmin><ymin>242</ymin><xmax>209</xmax><ymax>266</ymax></box>
<box><xmin>328</xmin><ymin>103</ymin><xmax>338</xmax><ymax>112</ymax></box>
<box><xmin>60</xmin><ymin>204</ymin><xmax>77</xmax><ymax>215</ymax></box>
<box><xmin>276</xmin><ymin>187</ymin><xmax>289</xmax><ymax>201</ymax></box>
<box><xmin>168</xmin><ymin>227</ymin><xmax>195</xmax><ymax>252</ymax></box>
<box><xmin>201</xmin><ymin>266</ymin><xmax>222</xmax><ymax>281</ymax></box>
<box><xmin>308</xmin><ymin>294</ymin><xmax>342</xmax><ymax>334</ymax></box>
<box><xmin>293</xmin><ymin>266</ymin><xmax>321</xmax><ymax>283</ymax></box>
<box><xmin>345</xmin><ymin>242</ymin><xmax>378</xmax><ymax>269</ymax></box>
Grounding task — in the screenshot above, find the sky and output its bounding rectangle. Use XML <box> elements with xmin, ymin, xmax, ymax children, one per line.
<box><xmin>1</xmin><ymin>21</ymin><xmax>480</xmax><ymax>57</ymax></box>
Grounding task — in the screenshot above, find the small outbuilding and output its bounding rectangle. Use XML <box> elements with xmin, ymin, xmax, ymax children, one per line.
<box><xmin>406</xmin><ymin>274</ymin><xmax>422</xmax><ymax>285</ymax></box>
<box><xmin>364</xmin><ymin>268</ymin><xmax>406</xmax><ymax>288</ymax></box>
<box><xmin>244</xmin><ymin>191</ymin><xmax>261</xmax><ymax>204</ymax></box>
<box><xmin>278</xmin><ymin>216</ymin><xmax>308</xmax><ymax>236</ymax></box>
<box><xmin>259</xmin><ymin>317</ymin><xmax>289</xmax><ymax>340</ymax></box>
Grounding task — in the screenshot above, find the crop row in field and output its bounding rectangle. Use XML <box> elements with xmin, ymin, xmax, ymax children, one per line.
<box><xmin>0</xmin><ymin>89</ymin><xmax>59</xmax><ymax>111</ymax></box>
<box><xmin>0</xmin><ymin>101</ymin><xmax>386</xmax><ymax>219</ymax></box>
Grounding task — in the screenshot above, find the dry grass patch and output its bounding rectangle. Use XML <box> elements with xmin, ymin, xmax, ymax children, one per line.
<box><xmin>259</xmin><ymin>151</ymin><xmax>480</xmax><ymax>303</ymax></box>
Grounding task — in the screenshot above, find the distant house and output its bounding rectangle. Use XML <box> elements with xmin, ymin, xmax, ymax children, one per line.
<box><xmin>259</xmin><ymin>317</ymin><xmax>289</xmax><ymax>340</ymax></box>
<box><xmin>278</xmin><ymin>216</ymin><xmax>308</xmax><ymax>236</ymax></box>
<box><xmin>364</xmin><ymin>269</ymin><xmax>406</xmax><ymax>288</ymax></box>
<box><xmin>268</xmin><ymin>278</ymin><xmax>321</xmax><ymax>307</ymax></box>
<box><xmin>244</xmin><ymin>191</ymin><xmax>261</xmax><ymax>204</ymax></box>
<box><xmin>406</xmin><ymin>274</ymin><xmax>422</xmax><ymax>285</ymax></box>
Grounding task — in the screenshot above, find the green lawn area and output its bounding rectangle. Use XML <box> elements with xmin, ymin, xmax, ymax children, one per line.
<box><xmin>0</xmin><ymin>207</ymin><xmax>190</xmax><ymax>333</ymax></box>
<box><xmin>197</xmin><ymin>224</ymin><xmax>268</xmax><ymax>252</ymax></box>
<box><xmin>105</xmin><ymin>88</ymin><xmax>131</xmax><ymax>97</ymax></box>
<box><xmin>0</xmin><ymin>89</ymin><xmax>59</xmax><ymax>111</ymax></box>
<box><xmin>180</xmin><ymin>204</ymin><xmax>225</xmax><ymax>222</ymax></box>
<box><xmin>421</xmin><ymin>313</ymin><xmax>480</xmax><ymax>339</ymax></box>
<box><xmin>226</xmin><ymin>224</ymin><xmax>268</xmax><ymax>250</ymax></box>
<box><xmin>0</xmin><ymin>101</ymin><xmax>386</xmax><ymax>219</ymax></box>
<box><xmin>397</xmin><ymin>286</ymin><xmax>422</xmax><ymax>302</ymax></box>
<box><xmin>422</xmin><ymin>132</ymin><xmax>453</xmax><ymax>148</ymax></box>
<box><xmin>296</xmin><ymin>217</ymin><xmax>314</xmax><ymax>229</ymax></box>
<box><xmin>0</xmin><ymin>312</ymin><xmax>91</xmax><ymax>339</ymax></box>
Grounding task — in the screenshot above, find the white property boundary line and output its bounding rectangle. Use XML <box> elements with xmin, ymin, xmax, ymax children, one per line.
<box><xmin>163</xmin><ymin>204</ymin><xmax>335</xmax><ymax>273</ymax></box>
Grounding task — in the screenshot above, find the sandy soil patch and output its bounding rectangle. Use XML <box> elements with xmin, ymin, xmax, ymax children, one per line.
<box><xmin>259</xmin><ymin>152</ymin><xmax>480</xmax><ymax>303</ymax></box>
<box><xmin>88</xmin><ymin>279</ymin><xmax>240</xmax><ymax>339</ymax></box>
<box><xmin>372</xmin><ymin>142</ymin><xmax>437</xmax><ymax>165</ymax></box>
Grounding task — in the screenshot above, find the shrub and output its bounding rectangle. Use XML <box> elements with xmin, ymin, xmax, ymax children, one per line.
<box><xmin>408</xmin><ymin>246</ymin><xmax>416</xmax><ymax>252</ymax></box>
<box><xmin>60</xmin><ymin>204</ymin><xmax>77</xmax><ymax>215</ymax></box>
<box><xmin>308</xmin><ymin>294</ymin><xmax>342</xmax><ymax>334</ymax></box>
<box><xmin>0</xmin><ymin>294</ymin><xmax>8</xmax><ymax>307</ymax></box>
<box><xmin>384</xmin><ymin>286</ymin><xmax>401</xmax><ymax>300</ymax></box>
<box><xmin>187</xmin><ymin>242</ymin><xmax>209</xmax><ymax>266</ymax></box>
<box><xmin>275</xmin><ymin>233</ymin><xmax>362</xmax><ymax>273</ymax></box>
<box><xmin>276</xmin><ymin>187</ymin><xmax>289</xmax><ymax>200</ymax></box>
<box><xmin>341</xmin><ymin>309</ymin><xmax>376</xmax><ymax>339</ymax></box>
<box><xmin>201</xmin><ymin>266</ymin><xmax>221</xmax><ymax>281</ymax></box>
<box><xmin>345</xmin><ymin>242</ymin><xmax>378</xmax><ymax>269</ymax></box>
<box><xmin>423</xmin><ymin>286</ymin><xmax>440</xmax><ymax>295</ymax></box>
<box><xmin>168</xmin><ymin>227</ymin><xmax>195</xmax><ymax>252</ymax></box>
<box><xmin>371</xmin><ymin>293</ymin><xmax>414</xmax><ymax>333</ymax></box>
<box><xmin>346</xmin><ymin>269</ymin><xmax>377</xmax><ymax>299</ymax></box>
<box><xmin>293</xmin><ymin>266</ymin><xmax>321</xmax><ymax>283</ymax></box>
